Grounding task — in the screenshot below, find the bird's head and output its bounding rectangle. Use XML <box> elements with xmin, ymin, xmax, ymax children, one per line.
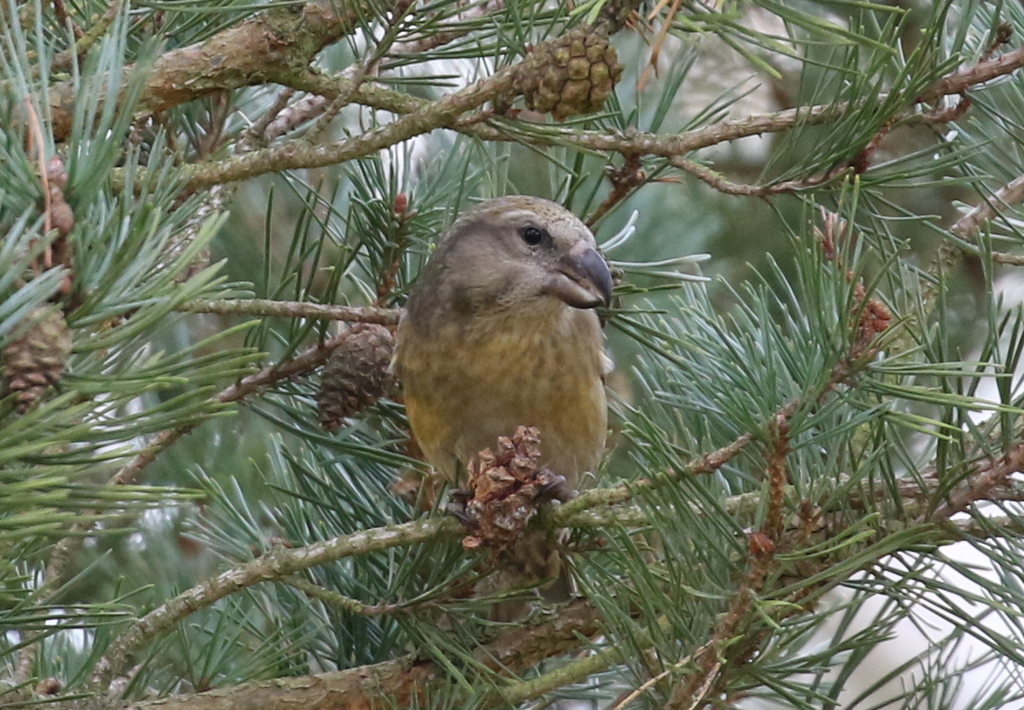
<box><xmin>408</xmin><ymin>196</ymin><xmax>613</xmax><ymax>324</ymax></box>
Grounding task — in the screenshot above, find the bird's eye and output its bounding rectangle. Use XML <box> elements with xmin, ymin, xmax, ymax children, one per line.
<box><xmin>521</xmin><ymin>226</ymin><xmax>545</xmax><ymax>246</ymax></box>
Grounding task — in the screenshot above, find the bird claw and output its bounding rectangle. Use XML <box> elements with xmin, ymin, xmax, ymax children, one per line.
<box><xmin>449</xmin><ymin>488</ymin><xmax>474</xmax><ymax>503</ymax></box>
<box><xmin>537</xmin><ymin>470</ymin><xmax>575</xmax><ymax>504</ymax></box>
<box><xmin>446</xmin><ymin>489</ymin><xmax>476</xmax><ymax>526</ymax></box>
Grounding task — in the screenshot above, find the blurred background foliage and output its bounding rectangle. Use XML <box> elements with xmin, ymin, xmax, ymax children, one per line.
<box><xmin>4</xmin><ymin>0</ymin><xmax>1024</xmax><ymax>707</ymax></box>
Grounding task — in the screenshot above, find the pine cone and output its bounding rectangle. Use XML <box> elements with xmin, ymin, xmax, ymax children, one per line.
<box><xmin>456</xmin><ymin>426</ymin><xmax>571</xmax><ymax>553</ymax></box>
<box><xmin>514</xmin><ymin>27</ymin><xmax>623</xmax><ymax>121</ymax></box>
<box><xmin>2</xmin><ymin>305</ymin><xmax>73</xmax><ymax>413</ymax></box>
<box><xmin>318</xmin><ymin>323</ymin><xmax>395</xmax><ymax>431</ymax></box>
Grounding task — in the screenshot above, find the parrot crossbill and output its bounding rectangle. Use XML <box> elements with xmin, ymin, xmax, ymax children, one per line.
<box><xmin>393</xmin><ymin>195</ymin><xmax>613</xmax><ymax>610</ymax></box>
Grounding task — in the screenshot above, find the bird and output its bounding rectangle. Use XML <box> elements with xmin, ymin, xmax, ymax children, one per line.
<box><xmin>394</xmin><ymin>195</ymin><xmax>611</xmax><ymax>489</ymax></box>
<box><xmin>392</xmin><ymin>195</ymin><xmax>612</xmax><ymax>606</ymax></box>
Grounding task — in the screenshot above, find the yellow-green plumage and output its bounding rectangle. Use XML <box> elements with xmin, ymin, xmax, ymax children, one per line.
<box><xmin>399</xmin><ymin>298</ymin><xmax>606</xmax><ymax>487</ymax></box>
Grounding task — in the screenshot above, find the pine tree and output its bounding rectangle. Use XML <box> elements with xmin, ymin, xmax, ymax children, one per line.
<box><xmin>3</xmin><ymin>0</ymin><xmax>1024</xmax><ymax>708</ymax></box>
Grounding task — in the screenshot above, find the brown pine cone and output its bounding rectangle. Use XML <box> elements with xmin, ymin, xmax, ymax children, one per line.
<box><xmin>456</xmin><ymin>426</ymin><xmax>571</xmax><ymax>553</ymax></box>
<box><xmin>317</xmin><ymin>323</ymin><xmax>396</xmax><ymax>431</ymax></box>
<box><xmin>2</xmin><ymin>305</ymin><xmax>73</xmax><ymax>413</ymax></box>
<box><xmin>514</xmin><ymin>27</ymin><xmax>624</xmax><ymax>121</ymax></box>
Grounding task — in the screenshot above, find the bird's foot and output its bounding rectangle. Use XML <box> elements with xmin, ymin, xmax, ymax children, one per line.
<box><xmin>535</xmin><ymin>469</ymin><xmax>576</xmax><ymax>504</ymax></box>
<box><xmin>445</xmin><ymin>488</ymin><xmax>476</xmax><ymax>525</ymax></box>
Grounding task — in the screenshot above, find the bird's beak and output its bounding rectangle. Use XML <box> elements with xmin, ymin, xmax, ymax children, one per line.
<box><xmin>544</xmin><ymin>244</ymin><xmax>613</xmax><ymax>309</ymax></box>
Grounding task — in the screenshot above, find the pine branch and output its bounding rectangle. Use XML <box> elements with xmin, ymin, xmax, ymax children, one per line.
<box><xmin>172</xmin><ymin>42</ymin><xmax>1024</xmax><ymax>191</ymax></box>
<box><xmin>35</xmin><ymin>0</ymin><xmax>1020</xmax><ymax>196</ymax></box>
<box><xmin>73</xmin><ymin>467</ymin><xmax>1017</xmax><ymax>710</ymax></box>
<box><xmin>174</xmin><ymin>65</ymin><xmax>516</xmax><ymax>189</ymax></box>
<box><xmin>925</xmin><ymin>169</ymin><xmax>1024</xmax><ymax>307</ymax></box>
<box><xmin>43</xmin><ymin>1</ymin><xmax>377</xmax><ymax>141</ymax></box>
<box><xmin>176</xmin><ymin>299</ymin><xmax>400</xmax><ymax>324</ymax></box>
<box><xmin>91</xmin><ymin>516</ymin><xmax>460</xmax><ymax>689</ymax></box>
<box><xmin>306</xmin><ymin>40</ymin><xmax>1024</xmax><ymax>132</ymax></box>
<box><xmin>79</xmin><ymin>600</ymin><xmax>605</xmax><ymax>710</ymax></box>
<box><xmin>74</xmin><ymin>467</ymin><xmax>1024</xmax><ymax>709</ymax></box>
<box><xmin>50</xmin><ymin>0</ymin><xmax>123</xmax><ymax>74</ymax></box>
<box><xmin>220</xmin><ymin>0</ymin><xmax>511</xmax><ymax>147</ymax></box>
<box><xmin>89</xmin><ymin>425</ymin><xmax>1024</xmax><ymax>692</ymax></box>
<box><xmin>24</xmin><ymin>0</ymin><xmax>1024</xmax><ymax>194</ymax></box>
<box><xmin>951</xmin><ymin>173</ymin><xmax>1024</xmax><ymax>241</ymax></box>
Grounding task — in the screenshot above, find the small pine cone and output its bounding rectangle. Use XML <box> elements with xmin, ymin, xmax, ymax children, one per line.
<box><xmin>514</xmin><ymin>27</ymin><xmax>624</xmax><ymax>120</ymax></box>
<box><xmin>318</xmin><ymin>323</ymin><xmax>395</xmax><ymax>431</ymax></box>
<box><xmin>459</xmin><ymin>427</ymin><xmax>574</xmax><ymax>552</ymax></box>
<box><xmin>2</xmin><ymin>305</ymin><xmax>73</xmax><ymax>413</ymax></box>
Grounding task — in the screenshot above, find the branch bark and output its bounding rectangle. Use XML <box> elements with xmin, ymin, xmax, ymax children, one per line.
<box><xmin>176</xmin><ymin>299</ymin><xmax>400</xmax><ymax>325</ymax></box>
<box><xmin>80</xmin><ymin>600</ymin><xmax>605</xmax><ymax>710</ymax></box>
<box><xmin>46</xmin><ymin>2</ymin><xmax>373</xmax><ymax>141</ymax></box>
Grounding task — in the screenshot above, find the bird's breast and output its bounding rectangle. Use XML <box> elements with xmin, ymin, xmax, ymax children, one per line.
<box><xmin>396</xmin><ymin>305</ymin><xmax>607</xmax><ymax>485</ymax></box>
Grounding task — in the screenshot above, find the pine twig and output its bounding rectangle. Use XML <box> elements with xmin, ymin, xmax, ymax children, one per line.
<box><xmin>927</xmin><ymin>171</ymin><xmax>1024</xmax><ymax>307</ymax></box>
<box><xmin>992</xmin><ymin>252</ymin><xmax>1024</xmax><ymax>265</ymax></box>
<box><xmin>265</xmin><ymin>93</ymin><xmax>326</xmax><ymax>142</ymax></box>
<box><xmin>664</xmin><ymin>419</ymin><xmax>791</xmax><ymax>710</ymax></box>
<box><xmin>50</xmin><ymin>0</ymin><xmax>82</xmax><ymax>39</ymax></box>
<box><xmin>92</xmin><ymin>516</ymin><xmax>463</xmax><ymax>689</ymax></box>
<box><xmin>928</xmin><ymin>443</ymin><xmax>1024</xmax><ymax>522</ymax></box>
<box><xmin>96</xmin><ymin>600</ymin><xmax>605</xmax><ymax>710</ymax></box>
<box><xmin>610</xmin><ymin>641</ymin><xmax>708</xmax><ymax>710</ymax></box>
<box><xmin>238</xmin><ymin>88</ymin><xmax>296</xmax><ymax>150</ymax></box>
<box><xmin>50</xmin><ymin>0</ymin><xmax>122</xmax><ymax>74</ymax></box>
<box><xmin>390</xmin><ymin>0</ymin><xmax>506</xmax><ymax>54</ymax></box>
<box><xmin>281</xmin><ymin>575</ymin><xmax>406</xmax><ymax>616</ymax></box>
<box><xmin>111</xmin><ymin>328</ymin><xmax>370</xmax><ymax>490</ymax></box>
<box><xmin>672</xmin><ymin>156</ymin><xmax>853</xmax><ymax>197</ymax></box>
<box><xmin>302</xmin><ymin>64</ymin><xmax>371</xmax><ymax>144</ymax></box>
<box><xmin>762</xmin><ymin>416</ymin><xmax>791</xmax><ymax>543</ymax></box>
<box><xmin>918</xmin><ymin>43</ymin><xmax>1024</xmax><ymax>103</ymax></box>
<box><xmin>504</xmin><ymin>617</ymin><xmax>674</xmax><ymax>707</ymax></box>
<box><xmin>176</xmin><ymin>298</ymin><xmax>400</xmax><ymax>324</ymax></box>
<box><xmin>950</xmin><ymin>173</ymin><xmax>1024</xmax><ymax>241</ymax></box>
<box><xmin>586</xmin><ymin>153</ymin><xmax>647</xmax><ymax>226</ymax></box>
